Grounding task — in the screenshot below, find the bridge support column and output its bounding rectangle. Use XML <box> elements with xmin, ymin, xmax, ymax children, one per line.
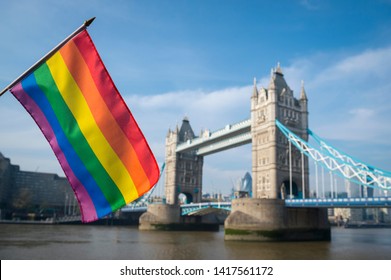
<box><xmin>224</xmin><ymin>198</ymin><xmax>330</xmax><ymax>241</ymax></box>
<box><xmin>139</xmin><ymin>204</ymin><xmax>220</xmax><ymax>231</ymax></box>
<box><xmin>139</xmin><ymin>204</ymin><xmax>180</xmax><ymax>230</ymax></box>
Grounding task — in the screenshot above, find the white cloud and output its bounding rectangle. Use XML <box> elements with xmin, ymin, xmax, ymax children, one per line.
<box><xmin>309</xmin><ymin>46</ymin><xmax>391</xmax><ymax>87</ymax></box>
<box><xmin>276</xmin><ymin>45</ymin><xmax>391</xmax><ymax>145</ymax></box>
<box><xmin>348</xmin><ymin>108</ymin><xmax>374</xmax><ymax>119</ymax></box>
<box><xmin>299</xmin><ymin>0</ymin><xmax>322</xmax><ymax>10</ymax></box>
<box><xmin>125</xmin><ymin>85</ymin><xmax>252</xmax><ymax>137</ymax></box>
<box><xmin>314</xmin><ymin>106</ymin><xmax>388</xmax><ymax>143</ymax></box>
<box><xmin>286</xmin><ymin>45</ymin><xmax>391</xmax><ymax>172</ymax></box>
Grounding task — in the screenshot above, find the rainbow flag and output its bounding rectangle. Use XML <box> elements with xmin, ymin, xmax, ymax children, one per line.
<box><xmin>10</xmin><ymin>30</ymin><xmax>159</xmax><ymax>222</ymax></box>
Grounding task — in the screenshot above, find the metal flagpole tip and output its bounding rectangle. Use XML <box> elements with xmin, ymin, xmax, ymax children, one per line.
<box><xmin>0</xmin><ymin>17</ymin><xmax>97</xmax><ymax>97</ymax></box>
<box><xmin>84</xmin><ymin>17</ymin><xmax>96</xmax><ymax>27</ymax></box>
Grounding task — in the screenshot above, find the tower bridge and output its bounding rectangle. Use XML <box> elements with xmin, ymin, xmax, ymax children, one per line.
<box><xmin>158</xmin><ymin>63</ymin><xmax>310</xmax><ymax>207</ymax></box>
<box><xmin>139</xmin><ymin>64</ymin><xmax>391</xmax><ymax>241</ymax></box>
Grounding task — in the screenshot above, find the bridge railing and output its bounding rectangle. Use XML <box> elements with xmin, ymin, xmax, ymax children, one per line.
<box><xmin>285</xmin><ymin>197</ymin><xmax>391</xmax><ymax>208</ymax></box>
<box><xmin>121</xmin><ymin>206</ymin><xmax>148</xmax><ymax>212</ymax></box>
<box><xmin>180</xmin><ymin>202</ymin><xmax>232</xmax><ymax>215</ymax></box>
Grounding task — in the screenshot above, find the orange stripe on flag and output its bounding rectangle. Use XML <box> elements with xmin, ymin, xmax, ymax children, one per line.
<box><xmin>59</xmin><ymin>40</ymin><xmax>151</xmax><ymax>197</ymax></box>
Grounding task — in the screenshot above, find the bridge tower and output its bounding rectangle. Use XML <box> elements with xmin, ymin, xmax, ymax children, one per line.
<box><xmin>139</xmin><ymin>117</ymin><xmax>206</xmax><ymax>230</ymax></box>
<box><xmin>165</xmin><ymin>117</ymin><xmax>203</xmax><ymax>205</ymax></box>
<box><xmin>251</xmin><ymin>64</ymin><xmax>309</xmax><ymax>200</ymax></box>
<box><xmin>225</xmin><ymin>64</ymin><xmax>330</xmax><ymax>241</ymax></box>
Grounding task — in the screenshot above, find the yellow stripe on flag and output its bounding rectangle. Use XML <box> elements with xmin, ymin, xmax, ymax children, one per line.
<box><xmin>46</xmin><ymin>52</ymin><xmax>138</xmax><ymax>202</ymax></box>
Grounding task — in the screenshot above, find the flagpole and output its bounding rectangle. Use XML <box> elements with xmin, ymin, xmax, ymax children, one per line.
<box><xmin>0</xmin><ymin>17</ymin><xmax>96</xmax><ymax>97</ymax></box>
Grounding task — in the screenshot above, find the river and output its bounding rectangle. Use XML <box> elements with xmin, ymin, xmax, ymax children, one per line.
<box><xmin>0</xmin><ymin>224</ymin><xmax>390</xmax><ymax>259</ymax></box>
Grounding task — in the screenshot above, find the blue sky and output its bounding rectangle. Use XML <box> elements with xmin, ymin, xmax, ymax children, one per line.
<box><xmin>1</xmin><ymin>0</ymin><xmax>391</xmax><ymax>195</ymax></box>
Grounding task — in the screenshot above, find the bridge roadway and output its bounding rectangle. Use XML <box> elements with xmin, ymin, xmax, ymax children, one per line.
<box><xmin>175</xmin><ymin>118</ymin><xmax>251</xmax><ymax>156</ymax></box>
<box><xmin>123</xmin><ymin>197</ymin><xmax>391</xmax><ymax>216</ymax></box>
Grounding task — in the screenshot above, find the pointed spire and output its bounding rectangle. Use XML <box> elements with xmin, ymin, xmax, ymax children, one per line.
<box><xmin>300</xmin><ymin>80</ymin><xmax>308</xmax><ymax>101</ymax></box>
<box><xmin>252</xmin><ymin>77</ymin><xmax>258</xmax><ymax>98</ymax></box>
<box><xmin>269</xmin><ymin>68</ymin><xmax>276</xmax><ymax>89</ymax></box>
<box><xmin>275</xmin><ymin>62</ymin><xmax>283</xmax><ymax>75</ymax></box>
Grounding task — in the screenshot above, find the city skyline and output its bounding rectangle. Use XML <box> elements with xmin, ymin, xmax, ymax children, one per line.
<box><xmin>1</xmin><ymin>0</ymin><xmax>391</xmax><ymax>194</ymax></box>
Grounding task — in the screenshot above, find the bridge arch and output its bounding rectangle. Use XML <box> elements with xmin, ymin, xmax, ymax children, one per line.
<box><xmin>280</xmin><ymin>180</ymin><xmax>299</xmax><ymax>199</ymax></box>
<box><xmin>178</xmin><ymin>192</ymin><xmax>194</xmax><ymax>204</ymax></box>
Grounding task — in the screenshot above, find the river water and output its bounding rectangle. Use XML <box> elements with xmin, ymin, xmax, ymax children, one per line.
<box><xmin>0</xmin><ymin>224</ymin><xmax>390</xmax><ymax>260</ymax></box>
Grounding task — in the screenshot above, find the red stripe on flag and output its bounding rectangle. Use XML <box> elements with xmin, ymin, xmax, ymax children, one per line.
<box><xmin>72</xmin><ymin>30</ymin><xmax>159</xmax><ymax>194</ymax></box>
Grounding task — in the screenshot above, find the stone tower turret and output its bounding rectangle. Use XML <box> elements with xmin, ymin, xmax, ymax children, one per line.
<box><xmin>251</xmin><ymin>64</ymin><xmax>309</xmax><ymax>199</ymax></box>
<box><xmin>164</xmin><ymin>117</ymin><xmax>203</xmax><ymax>205</ymax></box>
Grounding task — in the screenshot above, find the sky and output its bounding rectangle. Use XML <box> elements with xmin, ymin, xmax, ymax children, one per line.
<box><xmin>1</xmin><ymin>0</ymin><xmax>391</xmax><ymax>196</ymax></box>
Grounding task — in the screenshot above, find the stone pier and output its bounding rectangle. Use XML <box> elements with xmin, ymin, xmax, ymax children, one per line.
<box><xmin>224</xmin><ymin>198</ymin><xmax>330</xmax><ymax>241</ymax></box>
<box><xmin>139</xmin><ymin>204</ymin><xmax>180</xmax><ymax>230</ymax></box>
<box><xmin>139</xmin><ymin>204</ymin><xmax>220</xmax><ymax>231</ymax></box>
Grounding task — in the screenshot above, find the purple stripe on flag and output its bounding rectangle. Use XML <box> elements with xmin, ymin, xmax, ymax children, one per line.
<box><xmin>12</xmin><ymin>82</ymin><xmax>98</xmax><ymax>222</ymax></box>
